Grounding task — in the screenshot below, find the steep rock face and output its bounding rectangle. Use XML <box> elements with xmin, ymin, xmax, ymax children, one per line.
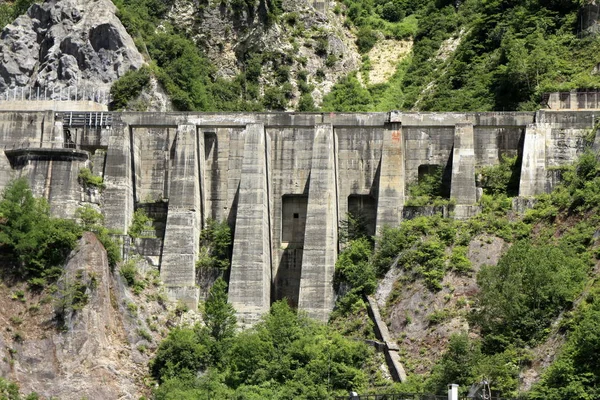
<box><xmin>171</xmin><ymin>0</ymin><xmax>360</xmax><ymax>107</ymax></box>
<box><xmin>0</xmin><ymin>233</ymin><xmax>145</xmax><ymax>400</ymax></box>
<box><xmin>0</xmin><ymin>0</ymin><xmax>144</xmax><ymax>95</ymax></box>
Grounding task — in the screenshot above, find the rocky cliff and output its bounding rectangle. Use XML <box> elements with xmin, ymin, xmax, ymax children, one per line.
<box><xmin>0</xmin><ymin>0</ymin><xmax>144</xmax><ymax>96</ymax></box>
<box><xmin>0</xmin><ymin>233</ymin><xmax>155</xmax><ymax>399</ymax></box>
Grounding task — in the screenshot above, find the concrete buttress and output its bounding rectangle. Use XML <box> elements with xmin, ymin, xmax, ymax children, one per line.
<box><xmin>298</xmin><ymin>124</ymin><xmax>339</xmax><ymax>322</ymax></box>
<box><xmin>103</xmin><ymin>121</ymin><xmax>134</xmax><ymax>233</ymax></box>
<box><xmin>519</xmin><ymin>123</ymin><xmax>550</xmax><ymax>197</ymax></box>
<box><xmin>451</xmin><ymin>123</ymin><xmax>479</xmax><ymax>219</ymax></box>
<box><xmin>160</xmin><ymin>124</ymin><xmax>203</xmax><ymax>308</ymax></box>
<box><xmin>229</xmin><ymin>123</ymin><xmax>273</xmax><ymax>326</ymax></box>
<box><xmin>376</xmin><ymin>122</ymin><xmax>405</xmax><ymax>233</ymax></box>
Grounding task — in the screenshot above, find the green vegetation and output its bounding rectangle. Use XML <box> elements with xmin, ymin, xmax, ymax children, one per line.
<box><xmin>128</xmin><ymin>208</ymin><xmax>154</xmax><ymax>238</ymax></box>
<box><xmin>0</xmin><ymin>179</ymin><xmax>82</xmax><ymax>284</ymax></box>
<box><xmin>151</xmin><ymin>293</ymin><xmax>373</xmax><ymax>399</ymax></box>
<box><xmin>0</xmin><ymin>0</ymin><xmax>37</xmax><ymax>30</ymax></box>
<box><xmin>476</xmin><ymin>240</ymin><xmax>587</xmax><ymax>351</ymax></box>
<box><xmin>529</xmin><ymin>284</ymin><xmax>600</xmax><ymax>400</ymax></box>
<box><xmin>405</xmin><ymin>166</ymin><xmax>450</xmax><ymax>206</ymax></box>
<box><xmin>109</xmin><ymin>66</ymin><xmax>152</xmax><ymax>110</ymax></box>
<box><xmin>75</xmin><ymin>205</ymin><xmax>121</xmax><ymax>268</ymax></box>
<box><xmin>0</xmin><ymin>377</ymin><xmax>39</xmax><ymax>400</ymax></box>
<box><xmin>78</xmin><ymin>168</ymin><xmax>105</xmax><ymax>190</ymax></box>
<box><xmin>327</xmin><ymin>0</ymin><xmax>600</xmax><ymax>112</ymax></box>
<box><xmin>196</xmin><ymin>219</ymin><xmax>232</xmax><ymax>272</ymax></box>
<box><xmin>120</xmin><ymin>259</ymin><xmax>146</xmax><ymax>294</ymax></box>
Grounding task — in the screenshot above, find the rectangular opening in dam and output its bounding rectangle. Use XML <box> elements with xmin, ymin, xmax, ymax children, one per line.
<box><xmin>417</xmin><ymin>164</ymin><xmax>451</xmax><ymax>199</ymax></box>
<box><xmin>274</xmin><ymin>194</ymin><xmax>308</xmax><ymax>307</ymax></box>
<box><xmin>281</xmin><ymin>194</ymin><xmax>308</xmax><ymax>245</ymax></box>
<box><xmin>347</xmin><ymin>194</ymin><xmax>376</xmax><ymax>237</ymax></box>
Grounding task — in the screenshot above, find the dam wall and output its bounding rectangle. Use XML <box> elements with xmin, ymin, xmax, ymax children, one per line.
<box><xmin>0</xmin><ymin>109</ymin><xmax>595</xmax><ymax>322</ymax></box>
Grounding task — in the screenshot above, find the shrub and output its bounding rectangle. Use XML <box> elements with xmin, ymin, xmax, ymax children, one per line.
<box><xmin>475</xmin><ymin>240</ymin><xmax>587</xmax><ymax>350</ymax></box>
<box><xmin>78</xmin><ymin>168</ymin><xmax>105</xmax><ymax>190</ymax></box>
<box><xmin>109</xmin><ymin>66</ymin><xmax>151</xmax><ymax>110</ymax></box>
<box><xmin>0</xmin><ymin>179</ymin><xmax>82</xmax><ymax>281</ymax></box>
<box><xmin>128</xmin><ymin>208</ymin><xmax>154</xmax><ymax>238</ymax></box>
<box><xmin>356</xmin><ymin>26</ymin><xmax>378</xmax><ymax>53</ymax></box>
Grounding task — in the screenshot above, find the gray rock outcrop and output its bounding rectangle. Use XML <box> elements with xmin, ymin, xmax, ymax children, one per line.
<box><xmin>0</xmin><ymin>0</ymin><xmax>144</xmax><ymax>96</ymax></box>
<box><xmin>0</xmin><ymin>233</ymin><xmax>145</xmax><ymax>400</ymax></box>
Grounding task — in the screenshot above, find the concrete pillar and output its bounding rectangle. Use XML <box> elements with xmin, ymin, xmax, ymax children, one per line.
<box><xmin>161</xmin><ymin>124</ymin><xmax>202</xmax><ymax>309</ymax></box>
<box><xmin>376</xmin><ymin>122</ymin><xmax>405</xmax><ymax>233</ymax></box>
<box><xmin>519</xmin><ymin>123</ymin><xmax>549</xmax><ymax>197</ymax></box>
<box><xmin>229</xmin><ymin>124</ymin><xmax>273</xmax><ymax>326</ymax></box>
<box><xmin>448</xmin><ymin>384</ymin><xmax>459</xmax><ymax>400</ymax></box>
<box><xmin>298</xmin><ymin>124</ymin><xmax>339</xmax><ymax>322</ymax></box>
<box><xmin>0</xmin><ymin>150</ymin><xmax>14</xmax><ymax>190</ymax></box>
<box><xmin>103</xmin><ymin>122</ymin><xmax>134</xmax><ymax>234</ymax></box>
<box><xmin>451</xmin><ymin>123</ymin><xmax>478</xmax><ymax>219</ymax></box>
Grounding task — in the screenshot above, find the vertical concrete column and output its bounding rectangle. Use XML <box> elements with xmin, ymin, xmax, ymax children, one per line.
<box><xmin>197</xmin><ymin>128</ymin><xmax>207</xmax><ymax>227</ymax></box>
<box><xmin>376</xmin><ymin>122</ymin><xmax>405</xmax><ymax>233</ymax></box>
<box><xmin>0</xmin><ymin>150</ymin><xmax>14</xmax><ymax>190</ymax></box>
<box><xmin>451</xmin><ymin>123</ymin><xmax>478</xmax><ymax>218</ymax></box>
<box><xmin>519</xmin><ymin>123</ymin><xmax>549</xmax><ymax>197</ymax></box>
<box><xmin>298</xmin><ymin>124</ymin><xmax>339</xmax><ymax>322</ymax></box>
<box><xmin>103</xmin><ymin>122</ymin><xmax>134</xmax><ymax>234</ymax></box>
<box><xmin>161</xmin><ymin>124</ymin><xmax>202</xmax><ymax>308</ymax></box>
<box><xmin>40</xmin><ymin>111</ymin><xmax>55</xmax><ymax>148</ymax></box>
<box><xmin>229</xmin><ymin>124</ymin><xmax>273</xmax><ymax>326</ymax></box>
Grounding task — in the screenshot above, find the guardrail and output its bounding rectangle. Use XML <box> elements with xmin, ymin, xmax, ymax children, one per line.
<box><xmin>0</xmin><ymin>86</ymin><xmax>110</xmax><ymax>105</ymax></box>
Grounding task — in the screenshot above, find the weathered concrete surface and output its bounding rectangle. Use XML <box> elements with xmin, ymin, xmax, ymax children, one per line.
<box><xmin>519</xmin><ymin>123</ymin><xmax>550</xmax><ymax>197</ymax></box>
<box><xmin>229</xmin><ymin>124</ymin><xmax>273</xmax><ymax>326</ymax></box>
<box><xmin>160</xmin><ymin>124</ymin><xmax>202</xmax><ymax>308</ymax></box>
<box><xmin>103</xmin><ymin>122</ymin><xmax>134</xmax><ymax>233</ymax></box>
<box><xmin>298</xmin><ymin>124</ymin><xmax>339</xmax><ymax>322</ymax></box>
<box><xmin>366</xmin><ymin>295</ymin><xmax>407</xmax><ymax>382</ymax></box>
<box><xmin>0</xmin><ymin>109</ymin><xmax>597</xmax><ymax>323</ymax></box>
<box><xmin>451</xmin><ymin>123</ymin><xmax>477</xmax><ymax>204</ymax></box>
<box><xmin>376</xmin><ymin>123</ymin><xmax>405</xmax><ymax>232</ymax></box>
<box><xmin>451</xmin><ymin>123</ymin><xmax>480</xmax><ymax>219</ymax></box>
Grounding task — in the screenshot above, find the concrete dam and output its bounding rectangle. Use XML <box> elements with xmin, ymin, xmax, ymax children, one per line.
<box><xmin>0</xmin><ymin>105</ymin><xmax>597</xmax><ymax>324</ymax></box>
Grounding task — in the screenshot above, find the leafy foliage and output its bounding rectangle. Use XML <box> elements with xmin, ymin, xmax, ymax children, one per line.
<box><xmin>75</xmin><ymin>205</ymin><xmax>121</xmax><ymax>269</ymax></box>
<box><xmin>78</xmin><ymin>168</ymin><xmax>105</xmax><ymax>190</ymax></box>
<box><xmin>475</xmin><ymin>240</ymin><xmax>587</xmax><ymax>351</ymax></box>
<box><xmin>478</xmin><ymin>154</ymin><xmax>520</xmax><ymax>197</ymax></box>
<box><xmin>0</xmin><ymin>179</ymin><xmax>82</xmax><ymax>282</ymax></box>
<box><xmin>529</xmin><ymin>286</ymin><xmax>600</xmax><ymax>399</ymax></box>
<box><xmin>128</xmin><ymin>208</ymin><xmax>154</xmax><ymax>238</ymax></box>
<box><xmin>196</xmin><ymin>219</ymin><xmax>232</xmax><ymax>272</ymax></box>
<box><xmin>109</xmin><ymin>66</ymin><xmax>151</xmax><ymax>110</ymax></box>
<box><xmin>0</xmin><ymin>377</ymin><xmax>39</xmax><ymax>400</ymax></box>
<box><xmin>152</xmin><ymin>300</ymin><xmax>372</xmax><ymax>398</ymax></box>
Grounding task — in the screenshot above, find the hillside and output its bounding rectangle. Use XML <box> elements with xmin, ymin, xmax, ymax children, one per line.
<box><xmin>1</xmin><ymin>0</ymin><xmax>600</xmax><ymax>398</ymax></box>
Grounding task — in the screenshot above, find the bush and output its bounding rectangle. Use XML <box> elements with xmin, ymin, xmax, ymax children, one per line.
<box><xmin>109</xmin><ymin>66</ymin><xmax>151</xmax><ymax>110</ymax></box>
<box><xmin>356</xmin><ymin>26</ymin><xmax>378</xmax><ymax>53</ymax></box>
<box><xmin>0</xmin><ymin>179</ymin><xmax>82</xmax><ymax>281</ymax></box>
<box><xmin>335</xmin><ymin>237</ymin><xmax>376</xmax><ymax>295</ymax></box>
<box><xmin>475</xmin><ymin>240</ymin><xmax>587</xmax><ymax>350</ymax></box>
<box><xmin>128</xmin><ymin>209</ymin><xmax>154</xmax><ymax>238</ymax></box>
<box><xmin>78</xmin><ymin>168</ymin><xmax>105</xmax><ymax>190</ymax></box>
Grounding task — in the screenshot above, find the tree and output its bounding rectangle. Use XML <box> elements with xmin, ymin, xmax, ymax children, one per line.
<box><xmin>150</xmin><ymin>328</ymin><xmax>209</xmax><ymax>383</ymax></box>
<box><xmin>203</xmin><ymin>278</ymin><xmax>236</xmax><ymax>343</ymax></box>
<box><xmin>475</xmin><ymin>240</ymin><xmax>587</xmax><ymax>351</ymax></box>
<box><xmin>0</xmin><ymin>179</ymin><xmax>81</xmax><ymax>280</ymax></box>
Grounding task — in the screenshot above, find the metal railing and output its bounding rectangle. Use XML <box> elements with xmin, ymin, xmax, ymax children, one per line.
<box><xmin>0</xmin><ymin>85</ymin><xmax>111</xmax><ymax>105</ymax></box>
<box><xmin>61</xmin><ymin>111</ymin><xmax>113</xmax><ymax>127</ymax></box>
